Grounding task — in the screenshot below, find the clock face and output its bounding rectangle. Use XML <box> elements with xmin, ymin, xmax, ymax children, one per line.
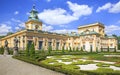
<box><xmin>35</xmin><ymin>25</ymin><xmax>39</xmax><ymax>29</ymax></box>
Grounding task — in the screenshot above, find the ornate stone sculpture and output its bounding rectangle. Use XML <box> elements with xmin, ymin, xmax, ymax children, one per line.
<box><xmin>13</xmin><ymin>37</ymin><xmax>19</xmax><ymax>56</ymax></box>
<box><xmin>4</xmin><ymin>40</ymin><xmax>9</xmax><ymax>55</ymax></box>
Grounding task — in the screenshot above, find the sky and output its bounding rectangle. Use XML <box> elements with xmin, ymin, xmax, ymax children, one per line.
<box><xmin>0</xmin><ymin>0</ymin><xmax>120</xmax><ymax>36</ymax></box>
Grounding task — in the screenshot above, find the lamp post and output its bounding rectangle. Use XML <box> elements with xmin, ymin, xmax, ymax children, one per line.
<box><xmin>22</xmin><ymin>36</ymin><xmax>25</xmax><ymax>50</ymax></box>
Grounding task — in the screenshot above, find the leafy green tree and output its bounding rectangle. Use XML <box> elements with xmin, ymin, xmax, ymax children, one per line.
<box><xmin>30</xmin><ymin>43</ymin><xmax>35</xmax><ymax>58</ymax></box>
<box><xmin>107</xmin><ymin>46</ymin><xmax>109</xmax><ymax>52</ymax></box>
<box><xmin>26</xmin><ymin>43</ymin><xmax>29</xmax><ymax>56</ymax></box>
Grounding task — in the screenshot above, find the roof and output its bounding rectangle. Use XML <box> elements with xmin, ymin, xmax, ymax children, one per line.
<box><xmin>79</xmin><ymin>30</ymin><xmax>99</xmax><ymax>36</ymax></box>
<box><xmin>78</xmin><ymin>22</ymin><xmax>105</xmax><ymax>29</ymax></box>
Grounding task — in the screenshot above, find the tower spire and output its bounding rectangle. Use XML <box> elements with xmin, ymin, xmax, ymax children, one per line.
<box><xmin>32</xmin><ymin>4</ymin><xmax>35</xmax><ymax>10</ymax></box>
<box><xmin>28</xmin><ymin>4</ymin><xmax>39</xmax><ymax>21</ymax></box>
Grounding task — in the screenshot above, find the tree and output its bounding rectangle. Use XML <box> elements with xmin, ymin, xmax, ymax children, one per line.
<box><xmin>76</xmin><ymin>47</ymin><xmax>79</xmax><ymax>52</ymax></box>
<box><xmin>26</xmin><ymin>43</ymin><xmax>29</xmax><ymax>56</ymax></box>
<box><xmin>30</xmin><ymin>42</ymin><xmax>35</xmax><ymax>58</ymax></box>
<box><xmin>96</xmin><ymin>47</ymin><xmax>98</xmax><ymax>53</ymax></box>
<box><xmin>80</xmin><ymin>47</ymin><xmax>83</xmax><ymax>52</ymax></box>
<box><xmin>90</xmin><ymin>46</ymin><xmax>92</xmax><ymax>52</ymax></box>
<box><xmin>0</xmin><ymin>46</ymin><xmax>4</xmax><ymax>54</ymax></box>
<box><xmin>105</xmin><ymin>34</ymin><xmax>107</xmax><ymax>37</ymax></box>
<box><xmin>107</xmin><ymin>46</ymin><xmax>109</xmax><ymax>52</ymax></box>
<box><xmin>7</xmin><ymin>32</ymin><xmax>13</xmax><ymax>36</ymax></box>
<box><xmin>69</xmin><ymin>46</ymin><xmax>72</xmax><ymax>52</ymax></box>
<box><xmin>62</xmin><ymin>46</ymin><xmax>65</xmax><ymax>53</ymax></box>
<box><xmin>48</xmin><ymin>45</ymin><xmax>52</xmax><ymax>54</ymax></box>
<box><xmin>101</xmin><ymin>46</ymin><xmax>103</xmax><ymax>52</ymax></box>
<box><xmin>114</xmin><ymin>46</ymin><xmax>116</xmax><ymax>52</ymax></box>
<box><xmin>112</xmin><ymin>34</ymin><xmax>117</xmax><ymax>38</ymax></box>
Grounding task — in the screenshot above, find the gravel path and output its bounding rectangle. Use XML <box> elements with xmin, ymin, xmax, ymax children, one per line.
<box><xmin>0</xmin><ymin>55</ymin><xmax>65</xmax><ymax>75</ymax></box>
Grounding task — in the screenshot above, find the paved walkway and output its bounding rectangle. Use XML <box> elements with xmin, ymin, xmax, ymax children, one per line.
<box><xmin>0</xmin><ymin>55</ymin><xmax>65</xmax><ymax>75</ymax></box>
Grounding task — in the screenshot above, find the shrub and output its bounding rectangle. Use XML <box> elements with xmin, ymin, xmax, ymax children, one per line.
<box><xmin>62</xmin><ymin>46</ymin><xmax>64</xmax><ymax>53</ymax></box>
<box><xmin>114</xmin><ymin>46</ymin><xmax>116</xmax><ymax>52</ymax></box>
<box><xmin>48</xmin><ymin>46</ymin><xmax>52</xmax><ymax>54</ymax></box>
<box><xmin>69</xmin><ymin>47</ymin><xmax>72</xmax><ymax>52</ymax></box>
<box><xmin>30</xmin><ymin>42</ymin><xmax>35</xmax><ymax>58</ymax></box>
<box><xmin>76</xmin><ymin>47</ymin><xmax>79</xmax><ymax>52</ymax></box>
<box><xmin>96</xmin><ymin>47</ymin><xmax>98</xmax><ymax>53</ymax></box>
<box><xmin>80</xmin><ymin>47</ymin><xmax>83</xmax><ymax>52</ymax></box>
<box><xmin>72</xmin><ymin>60</ymin><xmax>94</xmax><ymax>65</ymax></box>
<box><xmin>0</xmin><ymin>46</ymin><xmax>4</xmax><ymax>54</ymax></box>
<box><xmin>101</xmin><ymin>46</ymin><xmax>103</xmax><ymax>52</ymax></box>
<box><xmin>96</xmin><ymin>63</ymin><xmax>110</xmax><ymax>67</ymax></box>
<box><xmin>90</xmin><ymin>46</ymin><xmax>92</xmax><ymax>53</ymax></box>
<box><xmin>107</xmin><ymin>46</ymin><xmax>109</xmax><ymax>52</ymax></box>
<box><xmin>61</xmin><ymin>59</ymin><xmax>73</xmax><ymax>62</ymax></box>
<box><xmin>26</xmin><ymin>43</ymin><xmax>30</xmax><ymax>56</ymax></box>
<box><xmin>114</xmin><ymin>63</ymin><xmax>120</xmax><ymax>67</ymax></box>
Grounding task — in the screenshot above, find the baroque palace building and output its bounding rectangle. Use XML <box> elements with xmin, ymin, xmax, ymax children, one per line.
<box><xmin>0</xmin><ymin>5</ymin><xmax>118</xmax><ymax>52</ymax></box>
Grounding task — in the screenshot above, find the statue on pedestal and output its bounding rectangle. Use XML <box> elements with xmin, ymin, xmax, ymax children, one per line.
<box><xmin>4</xmin><ymin>40</ymin><xmax>9</xmax><ymax>55</ymax></box>
<box><xmin>13</xmin><ymin>37</ymin><xmax>19</xmax><ymax>56</ymax></box>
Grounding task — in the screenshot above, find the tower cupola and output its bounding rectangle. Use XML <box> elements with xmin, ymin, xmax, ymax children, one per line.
<box><xmin>25</xmin><ymin>4</ymin><xmax>42</xmax><ymax>31</ymax></box>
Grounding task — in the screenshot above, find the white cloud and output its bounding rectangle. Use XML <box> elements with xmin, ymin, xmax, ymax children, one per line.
<box><xmin>67</xmin><ymin>1</ymin><xmax>92</xmax><ymax>17</ymax></box>
<box><xmin>11</xmin><ymin>18</ymin><xmax>21</xmax><ymax>23</ymax></box>
<box><xmin>42</xmin><ymin>24</ymin><xmax>53</xmax><ymax>31</ymax></box>
<box><xmin>96</xmin><ymin>1</ymin><xmax>120</xmax><ymax>13</ymax></box>
<box><xmin>96</xmin><ymin>3</ymin><xmax>112</xmax><ymax>13</ymax></box>
<box><xmin>52</xmin><ymin>29</ymin><xmax>77</xmax><ymax>34</ymax></box>
<box><xmin>38</xmin><ymin>1</ymin><xmax>92</xmax><ymax>25</ymax></box>
<box><xmin>38</xmin><ymin>8</ymin><xmax>77</xmax><ymax>25</ymax></box>
<box><xmin>109</xmin><ymin>1</ymin><xmax>120</xmax><ymax>13</ymax></box>
<box><xmin>15</xmin><ymin>26</ymin><xmax>20</xmax><ymax>30</ymax></box>
<box><xmin>117</xmin><ymin>20</ymin><xmax>120</xmax><ymax>24</ymax></box>
<box><xmin>14</xmin><ymin>11</ymin><xmax>19</xmax><ymax>15</ymax></box>
<box><xmin>18</xmin><ymin>22</ymin><xmax>25</xmax><ymax>28</ymax></box>
<box><xmin>0</xmin><ymin>24</ymin><xmax>12</xmax><ymax>35</ymax></box>
<box><xmin>26</xmin><ymin>12</ymin><xmax>30</xmax><ymax>15</ymax></box>
<box><xmin>46</xmin><ymin>0</ymin><xmax>51</xmax><ymax>2</ymax></box>
<box><xmin>105</xmin><ymin>25</ymin><xmax>120</xmax><ymax>34</ymax></box>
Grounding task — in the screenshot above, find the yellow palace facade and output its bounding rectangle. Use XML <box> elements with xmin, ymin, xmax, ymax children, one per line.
<box><xmin>0</xmin><ymin>6</ymin><xmax>118</xmax><ymax>52</ymax></box>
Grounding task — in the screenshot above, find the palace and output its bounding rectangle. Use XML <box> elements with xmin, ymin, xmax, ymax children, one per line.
<box><xmin>0</xmin><ymin>5</ymin><xmax>118</xmax><ymax>52</ymax></box>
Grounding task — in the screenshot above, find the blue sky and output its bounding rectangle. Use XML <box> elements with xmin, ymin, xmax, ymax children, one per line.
<box><xmin>0</xmin><ymin>0</ymin><xmax>120</xmax><ymax>36</ymax></box>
